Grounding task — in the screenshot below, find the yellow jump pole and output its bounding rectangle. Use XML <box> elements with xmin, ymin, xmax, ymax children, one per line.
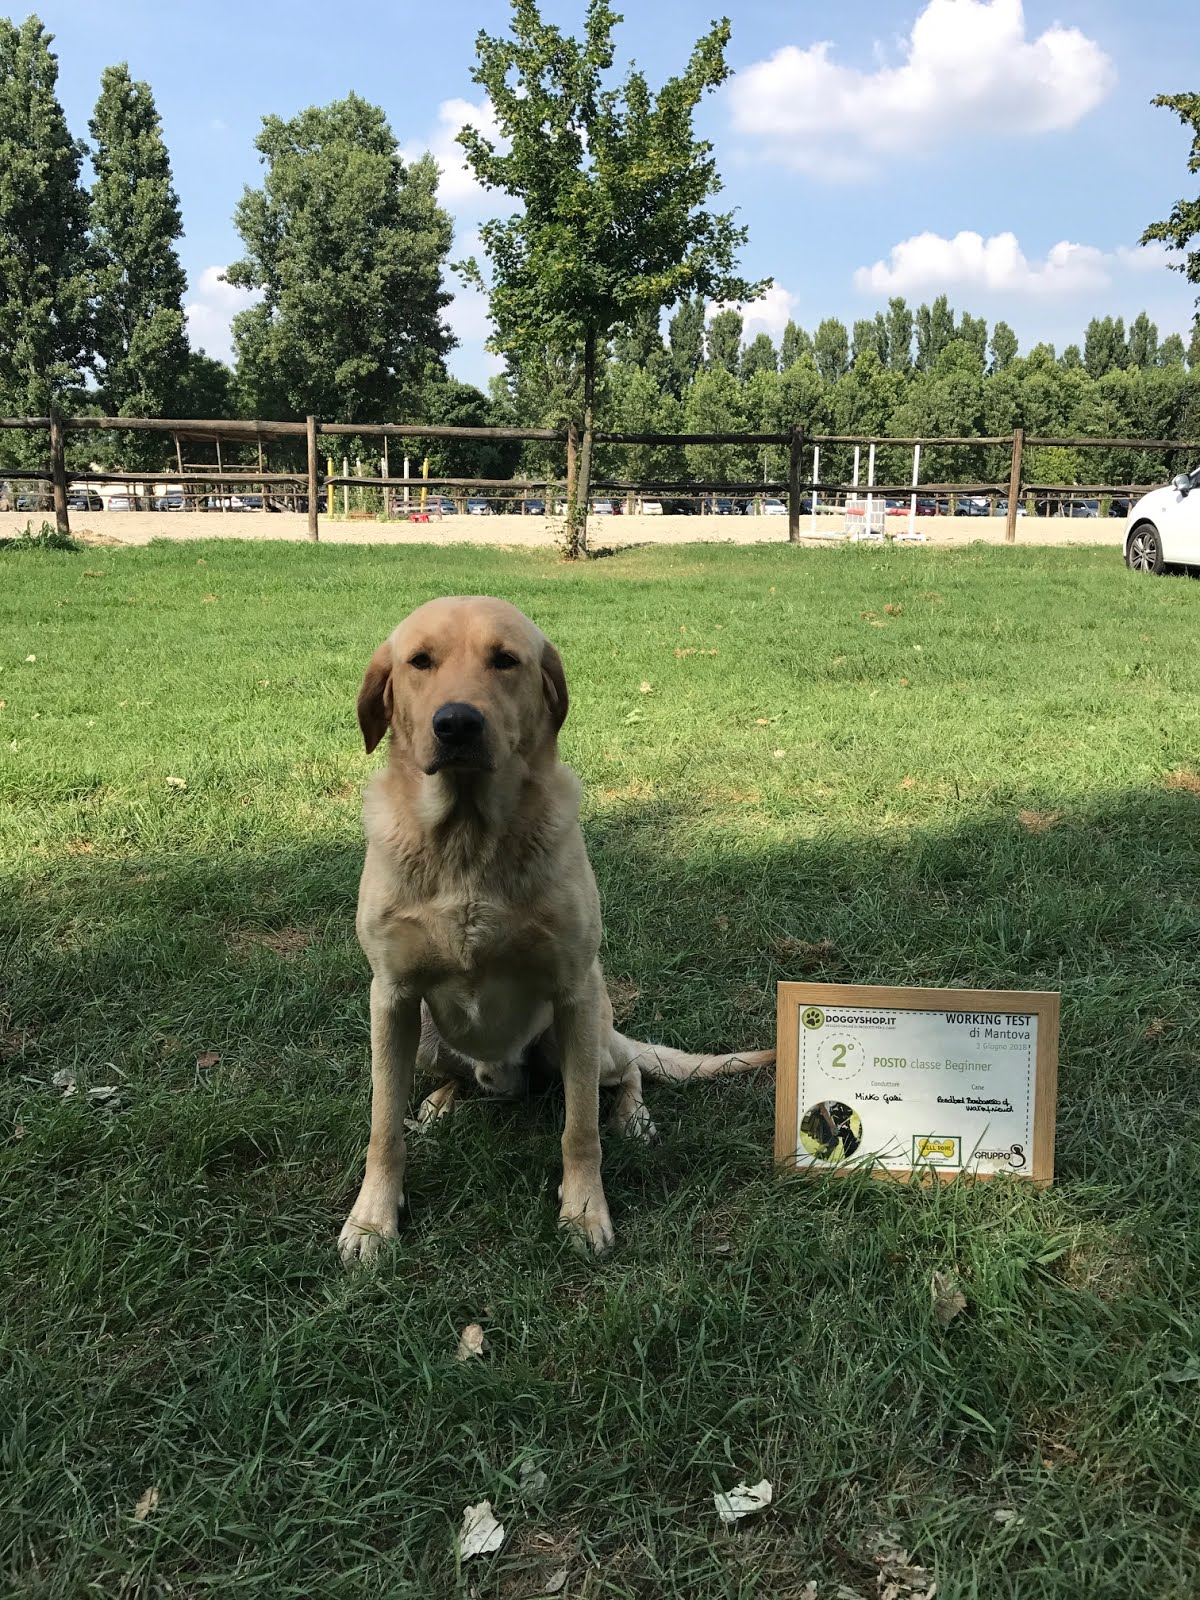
<box><xmin>421</xmin><ymin>455</ymin><xmax>429</xmax><ymax>514</ymax></box>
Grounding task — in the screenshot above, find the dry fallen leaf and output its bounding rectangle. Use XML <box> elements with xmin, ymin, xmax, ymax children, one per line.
<box><xmin>458</xmin><ymin>1499</ymin><xmax>504</xmax><ymax>1560</ymax></box>
<box><xmin>543</xmin><ymin>1569</ymin><xmax>568</xmax><ymax>1595</ymax></box>
<box><xmin>456</xmin><ymin>1323</ymin><xmax>488</xmax><ymax>1361</ymax></box>
<box><xmin>931</xmin><ymin>1270</ymin><xmax>967</xmax><ymax>1326</ymax></box>
<box><xmin>772</xmin><ymin>749</ymin><xmax>786</xmax><ymax>759</ymax></box>
<box><xmin>201</xmin><ymin>593</ymin><xmax>217</xmax><ymax>604</ymax></box>
<box><xmin>132</xmin><ymin>1486</ymin><xmax>160</xmax><ymax>1522</ymax></box>
<box><xmin>899</xmin><ymin>776</ymin><xmax>917</xmax><ymax>790</ymax></box>
<box><xmin>13</xmin><ymin>1118</ymin><xmax>27</xmax><ymax>1140</ymax></box>
<box><xmin>519</xmin><ymin>1459</ymin><xmax>549</xmax><ymax>1497</ymax></box>
<box><xmin>195</xmin><ymin>1051</ymin><xmax>220</xmax><ymax>1070</ymax></box>
<box><xmin>714</xmin><ymin>1478</ymin><xmax>772</xmax><ymax>1523</ymax></box>
<box><xmin>51</xmin><ymin>1067</ymin><xmax>77</xmax><ymax>1098</ymax></box>
<box><xmin>993</xmin><ymin>1507</ymin><xmax>1018</xmax><ymax>1526</ymax></box>
<box><xmin>884</xmin><ymin>603</ymin><xmax>904</xmax><ymax>616</ymax></box>
<box><xmin>639</xmin><ymin>680</ymin><xmax>653</xmax><ymax>694</ymax></box>
<box><xmin>24</xmin><ymin>655</ymin><xmax>36</xmax><ymax>663</ymax></box>
<box><xmin>165</xmin><ymin>775</ymin><xmax>187</xmax><ymax>790</ymax></box>
<box><xmin>87</xmin><ymin>1086</ymin><xmax>121</xmax><ymax>1104</ymax></box>
<box><xmin>754</xmin><ymin>717</ymin><xmax>770</xmax><ymax>725</ymax></box>
<box><xmin>1144</xmin><ymin>1017</ymin><xmax>1171</xmax><ymax>1041</ymax></box>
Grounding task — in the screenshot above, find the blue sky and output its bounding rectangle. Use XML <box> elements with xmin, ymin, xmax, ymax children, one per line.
<box><xmin>25</xmin><ymin>0</ymin><xmax>1200</xmax><ymax>386</ymax></box>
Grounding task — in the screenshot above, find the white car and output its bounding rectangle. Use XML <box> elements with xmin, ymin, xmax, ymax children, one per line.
<box><xmin>1125</xmin><ymin>466</ymin><xmax>1200</xmax><ymax>573</ymax></box>
<box><xmin>761</xmin><ymin>497</ymin><xmax>787</xmax><ymax>516</ymax></box>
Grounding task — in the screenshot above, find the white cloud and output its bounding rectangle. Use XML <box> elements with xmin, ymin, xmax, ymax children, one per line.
<box><xmin>729</xmin><ymin>0</ymin><xmax>1115</xmax><ymax>178</ymax></box>
<box><xmin>854</xmin><ymin>233</ymin><xmax>1167</xmax><ymax>297</ymax></box>
<box><xmin>707</xmin><ymin>284</ymin><xmax>799</xmax><ymax>337</ymax></box>
<box><xmin>399</xmin><ymin>97</ymin><xmax>505</xmax><ymax>213</ymax></box>
<box><xmin>184</xmin><ymin>266</ymin><xmax>260</xmax><ymax>364</ymax></box>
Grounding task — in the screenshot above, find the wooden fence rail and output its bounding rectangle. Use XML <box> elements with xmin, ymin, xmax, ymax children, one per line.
<box><xmin>3</xmin><ymin>408</ymin><xmax>1198</xmax><ymax>543</ymax></box>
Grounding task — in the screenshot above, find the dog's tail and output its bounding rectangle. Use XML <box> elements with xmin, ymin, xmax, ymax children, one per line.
<box><xmin>610</xmin><ymin>1031</ymin><xmax>775</xmax><ymax>1083</ymax></box>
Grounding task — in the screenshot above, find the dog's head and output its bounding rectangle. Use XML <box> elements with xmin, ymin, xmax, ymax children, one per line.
<box><xmin>356</xmin><ymin>596</ymin><xmax>568</xmax><ymax>774</ymax></box>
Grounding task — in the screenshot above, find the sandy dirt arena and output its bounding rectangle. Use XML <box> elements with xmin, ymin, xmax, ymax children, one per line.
<box><xmin>0</xmin><ymin>509</ymin><xmax>1128</xmax><ymax>550</ymax></box>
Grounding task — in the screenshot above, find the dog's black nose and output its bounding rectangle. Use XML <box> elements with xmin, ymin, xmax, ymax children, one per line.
<box><xmin>432</xmin><ymin>702</ymin><xmax>486</xmax><ymax>745</ymax></box>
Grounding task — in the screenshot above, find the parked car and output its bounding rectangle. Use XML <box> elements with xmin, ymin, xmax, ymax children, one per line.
<box><xmin>67</xmin><ymin>491</ymin><xmax>103</xmax><ymax>512</ymax></box>
<box><xmin>1108</xmin><ymin>497</ymin><xmax>1130</xmax><ymax>518</ymax></box>
<box><xmin>639</xmin><ymin>499</ymin><xmax>663</xmax><ymax>515</ymax></box>
<box><xmin>154</xmin><ymin>492</ymin><xmax>185</xmax><ymax>512</ymax></box>
<box><xmin>204</xmin><ymin>494</ymin><xmax>246</xmax><ymax>511</ymax></box>
<box><xmin>706</xmin><ymin>497</ymin><xmax>735</xmax><ymax>515</ymax></box>
<box><xmin>994</xmin><ymin>498</ymin><xmax>1027</xmax><ymax>518</ymax></box>
<box><xmin>107</xmin><ymin>494</ymin><xmax>141</xmax><ymax>511</ymax></box>
<box><xmin>521</xmin><ymin>497</ymin><xmax>545</xmax><ymax>515</ymax></box>
<box><xmin>1124</xmin><ymin>465</ymin><xmax>1200</xmax><ymax>574</ymax></box>
<box><xmin>953</xmin><ymin>495</ymin><xmax>989</xmax><ymax>516</ymax></box>
<box><xmin>466</xmin><ymin>498</ymin><xmax>493</xmax><ymax>515</ymax></box>
<box><xmin>762</xmin><ymin>497</ymin><xmax>787</xmax><ymax>516</ymax></box>
<box><xmin>15</xmin><ymin>494</ymin><xmax>47</xmax><ymax>512</ymax></box>
<box><xmin>591</xmin><ymin>499</ymin><xmax>614</xmax><ymax>515</ymax></box>
<box><xmin>1065</xmin><ymin>498</ymin><xmax>1099</xmax><ymax>518</ymax></box>
<box><xmin>915</xmin><ymin>497</ymin><xmax>939</xmax><ymax>516</ymax></box>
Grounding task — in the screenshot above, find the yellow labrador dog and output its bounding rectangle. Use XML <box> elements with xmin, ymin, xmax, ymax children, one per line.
<box><xmin>339</xmin><ymin>597</ymin><xmax>772</xmax><ymax>1264</ymax></box>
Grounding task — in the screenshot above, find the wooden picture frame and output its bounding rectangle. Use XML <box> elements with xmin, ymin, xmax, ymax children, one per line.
<box><xmin>775</xmin><ymin>982</ymin><xmax>1059</xmax><ymax>1185</ymax></box>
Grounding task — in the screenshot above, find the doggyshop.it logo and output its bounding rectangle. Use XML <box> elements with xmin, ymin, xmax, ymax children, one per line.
<box><xmin>802</xmin><ymin>1006</ymin><xmax>824</xmax><ymax>1030</ymax></box>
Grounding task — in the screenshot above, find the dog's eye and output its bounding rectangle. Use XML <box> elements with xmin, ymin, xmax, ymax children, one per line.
<box><xmin>492</xmin><ymin>650</ymin><xmax>520</xmax><ymax>671</ymax></box>
<box><xmin>408</xmin><ymin>652</ymin><xmax>433</xmax><ymax>670</ymax></box>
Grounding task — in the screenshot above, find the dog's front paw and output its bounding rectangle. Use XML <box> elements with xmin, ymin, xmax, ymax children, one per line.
<box><xmin>558</xmin><ymin>1187</ymin><xmax>615</xmax><ymax>1256</ymax></box>
<box><xmin>338</xmin><ymin>1194</ymin><xmax>405</xmax><ymax>1267</ymax></box>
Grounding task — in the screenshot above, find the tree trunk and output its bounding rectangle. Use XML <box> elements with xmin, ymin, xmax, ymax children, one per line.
<box><xmin>566</xmin><ymin>331</ymin><xmax>596</xmax><ymax>559</ymax></box>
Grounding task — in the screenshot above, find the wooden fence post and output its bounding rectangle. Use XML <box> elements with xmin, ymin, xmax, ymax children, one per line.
<box><xmin>787</xmin><ymin>424</ymin><xmax>804</xmax><ymax>544</ymax></box>
<box><xmin>306</xmin><ymin>415</ymin><xmax>319</xmax><ymax>541</ymax></box>
<box><xmin>1006</xmin><ymin>427</ymin><xmax>1024</xmax><ymax>545</ymax></box>
<box><xmin>49</xmin><ymin>407</ymin><xmax>69</xmax><ymax>537</ymax></box>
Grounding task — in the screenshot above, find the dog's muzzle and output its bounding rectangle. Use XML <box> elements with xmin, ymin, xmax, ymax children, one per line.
<box><xmin>427</xmin><ymin>701</ymin><xmax>491</xmax><ymax>773</ymax></box>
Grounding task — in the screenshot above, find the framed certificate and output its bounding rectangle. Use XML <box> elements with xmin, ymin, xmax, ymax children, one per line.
<box><xmin>776</xmin><ymin>983</ymin><xmax>1059</xmax><ymax>1184</ymax></box>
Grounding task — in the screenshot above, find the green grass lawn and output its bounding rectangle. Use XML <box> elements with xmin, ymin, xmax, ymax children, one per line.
<box><xmin>3</xmin><ymin>537</ymin><xmax>1200</xmax><ymax>1599</ymax></box>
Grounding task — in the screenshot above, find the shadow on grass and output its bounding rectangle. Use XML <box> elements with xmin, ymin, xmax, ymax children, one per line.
<box><xmin>3</xmin><ymin>787</ymin><xmax>1200</xmax><ymax>1597</ymax></box>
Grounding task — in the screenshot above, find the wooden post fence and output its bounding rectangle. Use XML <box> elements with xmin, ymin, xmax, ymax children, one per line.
<box><xmin>305</xmin><ymin>415</ymin><xmax>319</xmax><ymax>541</ymax></box>
<box><xmin>48</xmin><ymin>408</ymin><xmax>69</xmax><ymax>537</ymax></box>
<box><xmin>1006</xmin><ymin>427</ymin><xmax>1025</xmax><ymax>545</ymax></box>
<box><xmin>788</xmin><ymin>424</ymin><xmax>804</xmax><ymax>544</ymax></box>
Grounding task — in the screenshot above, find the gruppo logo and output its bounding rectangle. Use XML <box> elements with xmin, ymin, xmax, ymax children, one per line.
<box><xmin>802</xmin><ymin>1006</ymin><xmax>825</xmax><ymax>1031</ymax></box>
<box><xmin>913</xmin><ymin>1134</ymin><xmax>961</xmax><ymax>1168</ymax></box>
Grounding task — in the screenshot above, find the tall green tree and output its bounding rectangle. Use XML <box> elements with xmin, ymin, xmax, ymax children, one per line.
<box><xmin>0</xmin><ymin>15</ymin><xmax>90</xmax><ymax>447</ymax></box>
<box><xmin>458</xmin><ymin>0</ymin><xmax>763</xmax><ymax>555</ymax></box>
<box><xmin>1159</xmin><ymin>331</ymin><xmax>1187</xmax><ymax>366</ymax></box>
<box><xmin>739</xmin><ymin>331</ymin><xmax>777</xmax><ymax>380</ymax></box>
<box><xmin>1084</xmin><ymin>315</ymin><xmax>1127</xmax><ymax>377</ymax></box>
<box><xmin>89</xmin><ymin>63</ymin><xmax>189</xmax><ymax>463</ymax></box>
<box><xmin>227</xmin><ymin>95</ymin><xmax>453</xmax><ymax>423</ymax></box>
<box><xmin>668</xmin><ymin>296</ymin><xmax>705</xmax><ymax>395</ymax></box>
<box><xmin>1126</xmin><ymin>310</ymin><xmax>1159</xmax><ymax>369</ymax></box>
<box><xmin>1143</xmin><ymin>93</ymin><xmax>1200</xmax><ymax>321</ymax></box>
<box><xmin>915</xmin><ymin>295</ymin><xmax>956</xmax><ymax>371</ymax></box>
<box><xmin>813</xmin><ymin>317</ymin><xmax>850</xmax><ymax>382</ymax></box>
<box><xmin>706</xmin><ymin>307</ymin><xmax>743</xmax><ymax>374</ymax></box>
<box><xmin>780</xmin><ymin>319</ymin><xmax>811</xmax><ymax>369</ymax></box>
<box><xmin>958</xmin><ymin>312</ymin><xmax>988</xmax><ymax>364</ymax></box>
<box><xmin>885</xmin><ymin>297</ymin><xmax>913</xmax><ymax>372</ymax></box>
<box><xmin>1189</xmin><ymin>323</ymin><xmax>1200</xmax><ymax>369</ymax></box>
<box><xmin>990</xmin><ymin>320</ymin><xmax>1019</xmax><ymax>372</ymax></box>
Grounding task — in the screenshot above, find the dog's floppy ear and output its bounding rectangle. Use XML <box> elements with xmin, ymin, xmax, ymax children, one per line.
<box><xmin>540</xmin><ymin>639</ymin><xmax>569</xmax><ymax>734</ymax></box>
<box><xmin>357</xmin><ymin>639</ymin><xmax>394</xmax><ymax>753</ymax></box>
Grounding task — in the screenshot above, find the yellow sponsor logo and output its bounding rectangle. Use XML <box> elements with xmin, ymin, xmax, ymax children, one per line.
<box><xmin>918</xmin><ymin>1137</ymin><xmax>956</xmax><ymax>1160</ymax></box>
